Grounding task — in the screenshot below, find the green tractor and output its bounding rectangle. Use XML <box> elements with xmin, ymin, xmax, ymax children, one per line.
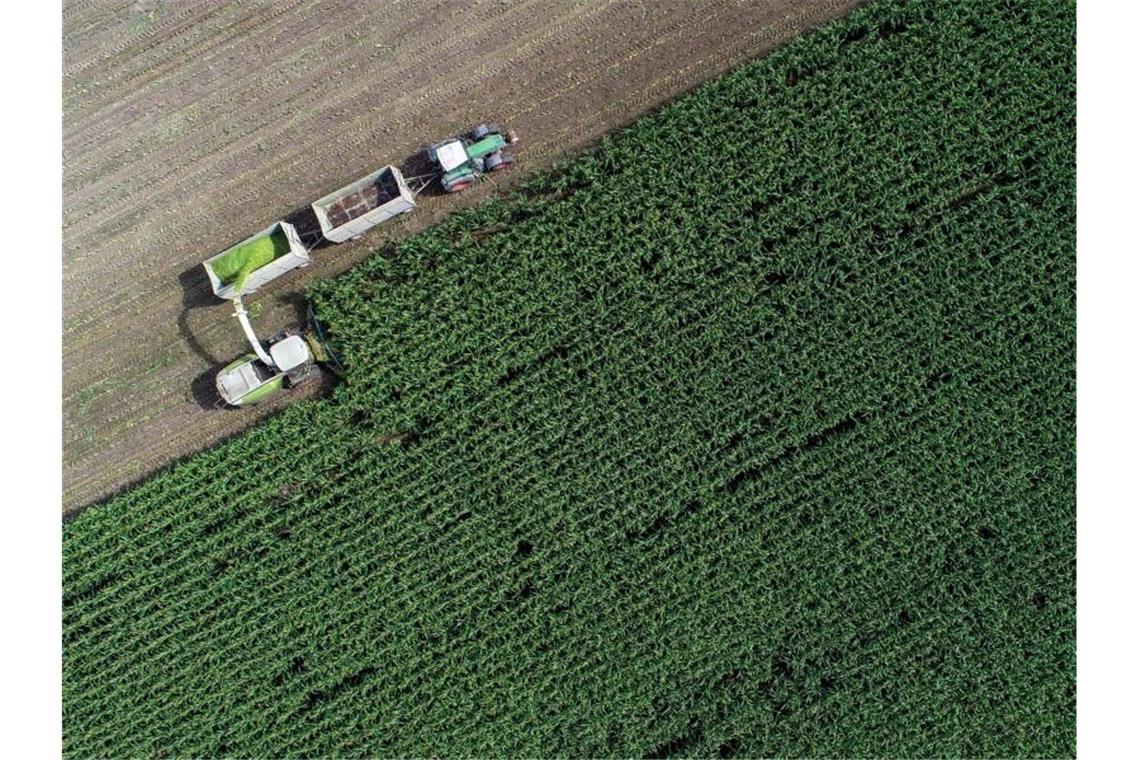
<box><xmin>428</xmin><ymin>124</ymin><xmax>519</xmax><ymax>192</ymax></box>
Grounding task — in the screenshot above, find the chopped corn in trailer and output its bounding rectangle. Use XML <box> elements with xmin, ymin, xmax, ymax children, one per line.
<box><xmin>202</xmin><ymin>221</ymin><xmax>309</xmax><ymax>300</ymax></box>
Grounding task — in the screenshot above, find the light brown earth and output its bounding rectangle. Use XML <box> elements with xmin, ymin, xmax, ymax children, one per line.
<box><xmin>63</xmin><ymin>0</ymin><xmax>862</xmax><ymax>514</ymax></box>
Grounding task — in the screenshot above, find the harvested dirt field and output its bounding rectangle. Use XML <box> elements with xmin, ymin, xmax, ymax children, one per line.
<box><xmin>63</xmin><ymin>0</ymin><xmax>862</xmax><ymax>514</ymax></box>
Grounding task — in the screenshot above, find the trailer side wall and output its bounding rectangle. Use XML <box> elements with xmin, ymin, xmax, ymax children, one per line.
<box><xmin>203</xmin><ymin>221</ymin><xmax>309</xmax><ymax>299</ymax></box>
<box><xmin>312</xmin><ymin>166</ymin><xmax>416</xmax><ymax>243</ymax></box>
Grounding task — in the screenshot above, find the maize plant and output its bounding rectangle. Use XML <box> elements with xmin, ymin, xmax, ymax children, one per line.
<box><xmin>63</xmin><ymin>0</ymin><xmax>1075</xmax><ymax>756</ymax></box>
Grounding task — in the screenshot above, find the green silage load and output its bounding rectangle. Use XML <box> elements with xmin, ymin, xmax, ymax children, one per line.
<box><xmin>211</xmin><ymin>229</ymin><xmax>289</xmax><ymax>293</ymax></box>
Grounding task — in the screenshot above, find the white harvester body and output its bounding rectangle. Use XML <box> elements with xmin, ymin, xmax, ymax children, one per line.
<box><xmin>214</xmin><ymin>298</ymin><xmax>315</xmax><ymax>407</ymax></box>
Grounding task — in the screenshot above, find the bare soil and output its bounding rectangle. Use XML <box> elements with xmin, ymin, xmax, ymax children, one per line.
<box><xmin>63</xmin><ymin>0</ymin><xmax>862</xmax><ymax>514</ymax></box>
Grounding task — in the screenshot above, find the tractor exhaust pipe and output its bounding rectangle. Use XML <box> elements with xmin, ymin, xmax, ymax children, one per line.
<box><xmin>231</xmin><ymin>296</ymin><xmax>276</xmax><ymax>369</ymax></box>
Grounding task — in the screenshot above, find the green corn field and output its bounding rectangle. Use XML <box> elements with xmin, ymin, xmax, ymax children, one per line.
<box><xmin>63</xmin><ymin>0</ymin><xmax>1075</xmax><ymax>756</ymax></box>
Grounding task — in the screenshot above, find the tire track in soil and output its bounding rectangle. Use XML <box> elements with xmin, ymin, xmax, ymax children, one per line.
<box><xmin>63</xmin><ymin>0</ymin><xmax>863</xmax><ymax>514</ymax></box>
<box><xmin>62</xmin><ymin>1</ymin><xmax>506</xmax><ymax>186</ymax></box>
<box><xmin>63</xmin><ymin>0</ymin><xmax>592</xmax><ymax>240</ymax></box>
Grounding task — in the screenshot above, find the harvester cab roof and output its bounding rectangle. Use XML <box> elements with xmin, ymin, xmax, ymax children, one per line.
<box><xmin>269</xmin><ymin>335</ymin><xmax>310</xmax><ymax>373</ymax></box>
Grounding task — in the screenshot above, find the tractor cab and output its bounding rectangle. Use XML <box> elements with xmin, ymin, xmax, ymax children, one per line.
<box><xmin>215</xmin><ymin>334</ymin><xmax>314</xmax><ymax>407</ymax></box>
<box><xmin>428</xmin><ymin>124</ymin><xmax>518</xmax><ymax>192</ymax></box>
<box><xmin>433</xmin><ymin>140</ymin><xmax>470</xmax><ymax>172</ymax></box>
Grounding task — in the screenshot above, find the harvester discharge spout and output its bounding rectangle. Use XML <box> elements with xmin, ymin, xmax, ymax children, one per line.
<box><xmin>231</xmin><ymin>296</ymin><xmax>276</xmax><ymax>369</ymax></box>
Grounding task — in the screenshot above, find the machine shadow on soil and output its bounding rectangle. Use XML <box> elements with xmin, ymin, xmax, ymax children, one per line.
<box><xmin>177</xmin><ymin>266</ymin><xmax>224</xmax><ymax>368</ymax></box>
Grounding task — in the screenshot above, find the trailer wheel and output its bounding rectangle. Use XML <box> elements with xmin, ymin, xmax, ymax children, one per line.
<box><xmin>485</xmin><ymin>152</ymin><xmax>514</xmax><ymax>172</ymax></box>
<box><xmin>472</xmin><ymin>123</ymin><xmax>501</xmax><ymax>140</ymax></box>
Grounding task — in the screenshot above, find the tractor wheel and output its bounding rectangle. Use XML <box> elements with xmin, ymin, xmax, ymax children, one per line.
<box><xmin>472</xmin><ymin>123</ymin><xmax>501</xmax><ymax>140</ymax></box>
<box><xmin>446</xmin><ymin>176</ymin><xmax>477</xmax><ymax>192</ymax></box>
<box><xmin>485</xmin><ymin>152</ymin><xmax>515</xmax><ymax>172</ymax></box>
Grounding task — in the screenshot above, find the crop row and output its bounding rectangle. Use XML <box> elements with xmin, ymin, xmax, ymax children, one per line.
<box><xmin>63</xmin><ymin>1</ymin><xmax>1075</xmax><ymax>756</ymax></box>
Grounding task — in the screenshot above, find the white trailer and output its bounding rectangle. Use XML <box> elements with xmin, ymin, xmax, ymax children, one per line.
<box><xmin>311</xmin><ymin>165</ymin><xmax>416</xmax><ymax>243</ymax></box>
<box><xmin>202</xmin><ymin>221</ymin><xmax>310</xmax><ymax>300</ymax></box>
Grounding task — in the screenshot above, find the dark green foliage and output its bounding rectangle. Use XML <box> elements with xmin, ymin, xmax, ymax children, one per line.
<box><xmin>63</xmin><ymin>0</ymin><xmax>1075</xmax><ymax>756</ymax></box>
